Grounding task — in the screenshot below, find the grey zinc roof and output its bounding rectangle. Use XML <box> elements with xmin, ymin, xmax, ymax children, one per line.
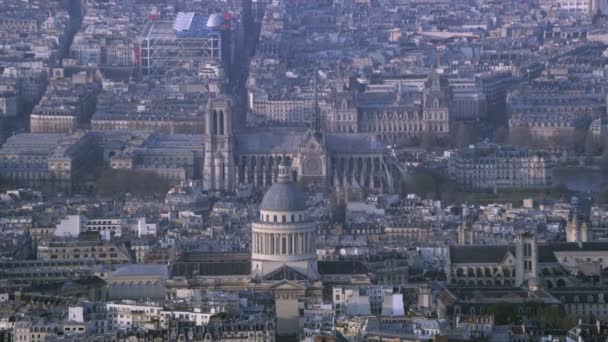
<box><xmin>538</xmin><ymin>242</ymin><xmax>608</xmax><ymax>263</ymax></box>
<box><xmin>260</xmin><ymin>182</ymin><xmax>308</xmax><ymax>212</ymax></box>
<box><xmin>235</xmin><ymin>129</ymin><xmax>388</xmax><ymax>155</ymax></box>
<box><xmin>325</xmin><ymin>133</ymin><xmax>387</xmax><ymax>154</ymax></box>
<box><xmin>235</xmin><ymin>128</ymin><xmax>306</xmax><ymax>154</ymax></box>
<box><xmin>450</xmin><ymin>245</ymin><xmax>514</xmax><ymax>264</ymax></box>
<box><xmin>111</xmin><ymin>264</ymin><xmax>168</xmax><ymax>278</ymax></box>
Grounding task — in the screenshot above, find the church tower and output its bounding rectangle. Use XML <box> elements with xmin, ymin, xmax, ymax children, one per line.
<box><xmin>566</xmin><ymin>213</ymin><xmax>589</xmax><ymax>243</ymax></box>
<box><xmin>422</xmin><ymin>73</ymin><xmax>451</xmax><ymax>134</ymax></box>
<box><xmin>203</xmin><ymin>97</ymin><xmax>234</xmax><ymax>192</ymax></box>
<box><xmin>251</xmin><ymin>162</ymin><xmax>319</xmax><ymax>280</ymax></box>
<box><xmin>515</xmin><ymin>233</ymin><xmax>538</xmax><ymax>286</ymax></box>
<box><xmin>458</xmin><ymin>220</ymin><xmax>473</xmax><ymax>245</ymax></box>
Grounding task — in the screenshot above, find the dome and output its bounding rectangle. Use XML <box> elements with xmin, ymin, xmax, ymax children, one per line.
<box><xmin>206</xmin><ymin>13</ymin><xmax>223</xmax><ymax>28</ymax></box>
<box><xmin>260</xmin><ymin>163</ymin><xmax>307</xmax><ymax>212</ymax></box>
<box><xmin>260</xmin><ymin>182</ymin><xmax>307</xmax><ymax>212</ymax></box>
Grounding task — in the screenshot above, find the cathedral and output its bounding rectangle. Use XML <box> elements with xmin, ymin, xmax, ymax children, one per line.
<box><xmin>202</xmin><ymin>95</ymin><xmax>395</xmax><ymax>193</ymax></box>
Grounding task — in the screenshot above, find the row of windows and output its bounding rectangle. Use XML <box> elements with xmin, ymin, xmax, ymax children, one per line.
<box><xmin>260</xmin><ymin>213</ymin><xmax>305</xmax><ymax>223</ymax></box>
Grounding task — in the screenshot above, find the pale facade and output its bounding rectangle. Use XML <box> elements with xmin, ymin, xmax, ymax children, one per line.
<box><xmin>448</xmin><ymin>143</ymin><xmax>553</xmax><ymax>190</ymax></box>
<box><xmin>251</xmin><ymin>163</ymin><xmax>318</xmax><ymax>280</ymax></box>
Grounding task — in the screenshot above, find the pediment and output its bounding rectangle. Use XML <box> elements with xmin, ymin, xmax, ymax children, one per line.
<box><xmin>501</xmin><ymin>251</ymin><xmax>515</xmax><ymax>265</ymax></box>
<box><xmin>264</xmin><ymin>265</ymin><xmax>309</xmax><ymax>282</ymax></box>
<box><xmin>301</xmin><ymin>132</ymin><xmax>324</xmax><ymax>151</ymax></box>
<box><xmin>268</xmin><ymin>279</ymin><xmax>307</xmax><ymax>290</ymax></box>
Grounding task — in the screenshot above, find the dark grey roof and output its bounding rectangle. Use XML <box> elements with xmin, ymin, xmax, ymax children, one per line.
<box><xmin>236</xmin><ymin>128</ymin><xmax>305</xmax><ymax>154</ymax></box>
<box><xmin>539</xmin><ymin>242</ymin><xmax>608</xmax><ymax>263</ymax></box>
<box><xmin>171</xmin><ymin>252</ymin><xmax>251</xmax><ymax>277</ymax></box>
<box><xmin>451</xmin><ymin>242</ymin><xmax>608</xmax><ymax>265</ymax></box>
<box><xmin>235</xmin><ymin>128</ymin><xmax>388</xmax><ymax>155</ymax></box>
<box><xmin>450</xmin><ymin>245</ymin><xmax>514</xmax><ymax>264</ymax></box>
<box><xmin>260</xmin><ymin>182</ymin><xmax>307</xmax><ymax>212</ymax></box>
<box><xmin>318</xmin><ymin>261</ymin><xmax>368</xmax><ymax>275</ymax></box>
<box><xmin>325</xmin><ymin>134</ymin><xmax>387</xmax><ymax>154</ymax></box>
<box><xmin>111</xmin><ymin>264</ymin><xmax>168</xmax><ymax>278</ymax></box>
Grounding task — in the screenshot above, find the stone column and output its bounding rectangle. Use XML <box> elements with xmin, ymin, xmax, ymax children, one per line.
<box><xmin>270</xmin><ymin>234</ymin><xmax>275</xmax><ymax>255</ymax></box>
<box><xmin>253</xmin><ymin>232</ymin><xmax>257</xmax><ymax>253</ymax></box>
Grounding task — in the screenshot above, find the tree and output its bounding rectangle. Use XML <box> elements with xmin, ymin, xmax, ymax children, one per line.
<box><xmin>508</xmin><ymin>126</ymin><xmax>534</xmax><ymax>147</ymax></box>
<box><xmin>539</xmin><ymin>307</ymin><xmax>577</xmax><ymax>329</ymax></box>
<box><xmin>329</xmin><ymin>191</ymin><xmax>346</xmax><ymax>223</ymax></box>
<box><xmin>96</xmin><ymin>169</ymin><xmax>170</xmax><ymax>198</ymax></box>
<box><xmin>572</xmin><ymin>128</ymin><xmax>588</xmax><ymax>154</ymax></box>
<box><xmin>599</xmin><ymin>190</ymin><xmax>608</xmax><ymax>204</ymax></box>
<box><xmin>495</xmin><ymin>126</ymin><xmax>509</xmax><ymax>144</ymax></box>
<box><xmin>601</xmin><ymin>145</ymin><xmax>608</xmax><ymax>173</ymax></box>
<box><xmin>452</xmin><ymin>123</ymin><xmax>478</xmax><ymax>148</ymax></box>
<box><xmin>420</xmin><ymin>132</ymin><xmax>436</xmax><ymax>152</ymax></box>
<box><xmin>486</xmin><ymin>303</ymin><xmax>520</xmax><ymax>325</ymax></box>
<box><xmin>584</xmin><ymin>132</ymin><xmax>597</xmax><ymax>159</ymax></box>
<box><xmin>550</xmin><ymin>131</ymin><xmax>574</xmax><ymax>151</ymax></box>
<box><xmin>404</xmin><ymin>169</ymin><xmax>439</xmax><ymax>199</ymax></box>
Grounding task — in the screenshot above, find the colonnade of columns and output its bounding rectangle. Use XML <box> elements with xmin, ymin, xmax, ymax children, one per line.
<box><xmin>252</xmin><ymin>231</ymin><xmax>315</xmax><ymax>256</ymax></box>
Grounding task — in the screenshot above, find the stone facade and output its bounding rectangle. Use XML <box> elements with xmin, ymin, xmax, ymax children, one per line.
<box><xmin>448</xmin><ymin>143</ymin><xmax>553</xmax><ymax>190</ymax></box>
